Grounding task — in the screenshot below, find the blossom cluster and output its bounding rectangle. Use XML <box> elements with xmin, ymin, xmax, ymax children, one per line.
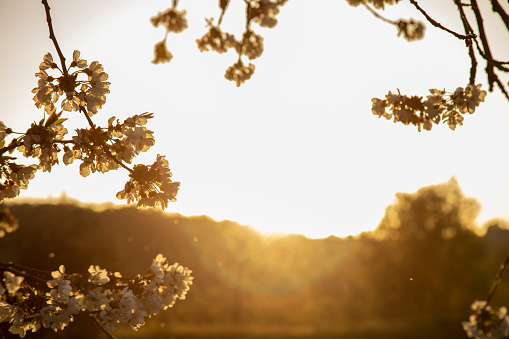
<box><xmin>397</xmin><ymin>18</ymin><xmax>425</xmax><ymax>42</ymax></box>
<box><xmin>195</xmin><ymin>0</ymin><xmax>281</xmax><ymax>87</ymax></box>
<box><xmin>64</xmin><ymin>113</ymin><xmax>156</xmax><ymax>176</ymax></box>
<box><xmin>0</xmin><ymin>49</ymin><xmax>180</xmax><ymax>208</ymax></box>
<box><xmin>463</xmin><ymin>300</ymin><xmax>509</xmax><ymax>339</ymax></box>
<box><xmin>196</xmin><ymin>20</ymin><xmax>236</xmax><ymax>54</ymax></box>
<box><xmin>151</xmin><ymin>8</ymin><xmax>188</xmax><ymax>33</ymax></box>
<box><xmin>116</xmin><ymin>154</ymin><xmax>179</xmax><ymax>209</ymax></box>
<box><xmin>0</xmin><ymin>255</ymin><xmax>193</xmax><ymax>338</ymax></box>
<box><xmin>371</xmin><ymin>84</ymin><xmax>487</xmax><ymax>131</ymax></box>
<box><xmin>195</xmin><ymin>21</ymin><xmax>262</xmax><ymax>86</ymax></box>
<box><xmin>16</xmin><ymin>119</ymin><xmax>67</xmax><ymax>173</ymax></box>
<box><xmin>0</xmin><ymin>156</ymin><xmax>38</xmax><ymax>203</ymax></box>
<box><xmin>152</xmin><ymin>41</ymin><xmax>173</xmax><ymax>64</ymax></box>
<box><xmin>32</xmin><ymin>51</ymin><xmax>110</xmax><ymax>116</ymax></box>
<box><xmin>150</xmin><ymin>8</ymin><xmax>188</xmax><ymax>64</ymax></box>
<box><xmin>247</xmin><ymin>0</ymin><xmax>287</xmax><ymax>28</ymax></box>
<box><xmin>0</xmin><ymin>122</ymin><xmax>37</xmax><ymax>202</ymax></box>
<box><xmin>224</xmin><ymin>60</ymin><xmax>256</xmax><ymax>87</ymax></box>
<box><xmin>151</xmin><ymin>0</ymin><xmax>286</xmax><ymax>86</ymax></box>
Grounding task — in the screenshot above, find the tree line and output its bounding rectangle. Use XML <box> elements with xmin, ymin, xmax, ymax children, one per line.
<box><xmin>2</xmin><ymin>179</ymin><xmax>507</xmax><ymax>338</ymax></box>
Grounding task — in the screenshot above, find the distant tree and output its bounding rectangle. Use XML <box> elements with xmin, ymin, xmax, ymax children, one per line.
<box><xmin>372</xmin><ymin>178</ymin><xmax>509</xmax><ymax>338</ymax></box>
<box><xmin>375</xmin><ymin>177</ymin><xmax>480</xmax><ymax>241</ymax></box>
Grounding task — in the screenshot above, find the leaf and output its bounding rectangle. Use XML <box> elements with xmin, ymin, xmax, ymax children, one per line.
<box><xmin>79</xmin><ymin>163</ymin><xmax>91</xmax><ymax>177</ymax></box>
<box><xmin>54</xmin><ymin>118</ymin><xmax>68</xmax><ymax>125</ymax></box>
<box><xmin>44</xmin><ymin>112</ymin><xmax>62</xmax><ymax>127</ymax></box>
<box><xmin>73</xmin><ymin>50</ymin><xmax>80</xmax><ymax>62</ymax></box>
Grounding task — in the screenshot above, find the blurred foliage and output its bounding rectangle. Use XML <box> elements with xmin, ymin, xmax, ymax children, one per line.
<box><xmin>0</xmin><ymin>179</ymin><xmax>508</xmax><ymax>338</ymax></box>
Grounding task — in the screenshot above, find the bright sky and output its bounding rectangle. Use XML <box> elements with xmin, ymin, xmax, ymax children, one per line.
<box><xmin>1</xmin><ymin>0</ymin><xmax>509</xmax><ymax>238</ymax></box>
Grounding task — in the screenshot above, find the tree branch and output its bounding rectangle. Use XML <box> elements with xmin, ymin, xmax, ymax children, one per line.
<box><xmin>472</xmin><ymin>38</ymin><xmax>509</xmax><ymax>69</ymax></box>
<box><xmin>218</xmin><ymin>6</ymin><xmax>229</xmax><ymax>26</ymax></box>
<box><xmin>362</xmin><ymin>3</ymin><xmax>398</xmax><ymax>26</ymax></box>
<box><xmin>486</xmin><ymin>254</ymin><xmax>509</xmax><ymax>305</ymax></box>
<box><xmin>494</xmin><ymin>75</ymin><xmax>509</xmax><ymax>101</ymax></box>
<box><xmin>490</xmin><ymin>0</ymin><xmax>509</xmax><ymax>32</ymax></box>
<box><xmin>454</xmin><ymin>0</ymin><xmax>477</xmax><ymax>84</ymax></box>
<box><xmin>0</xmin><ymin>262</ymin><xmax>51</xmax><ymax>284</ymax></box>
<box><xmin>470</xmin><ymin>0</ymin><xmax>498</xmax><ymax>92</ymax></box>
<box><xmin>0</xmin><ymin>139</ymin><xmax>76</xmax><ymax>157</ymax></box>
<box><xmin>409</xmin><ymin>0</ymin><xmax>476</xmax><ymax>40</ymax></box>
<box><xmin>41</xmin><ymin>0</ymin><xmax>68</xmax><ymax>76</ymax></box>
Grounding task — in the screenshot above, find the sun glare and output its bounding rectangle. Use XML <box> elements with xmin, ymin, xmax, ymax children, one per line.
<box><xmin>3</xmin><ymin>0</ymin><xmax>509</xmax><ymax>240</ymax></box>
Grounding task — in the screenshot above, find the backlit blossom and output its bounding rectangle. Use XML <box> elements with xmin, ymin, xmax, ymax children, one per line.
<box><xmin>397</xmin><ymin>19</ymin><xmax>426</xmax><ymax>42</ymax></box>
<box><xmin>224</xmin><ymin>59</ymin><xmax>255</xmax><ymax>87</ymax></box>
<box><xmin>371</xmin><ymin>97</ymin><xmax>390</xmax><ymax>119</ymax></box>
<box><xmin>151</xmin><ymin>8</ymin><xmax>188</xmax><ymax>33</ymax></box>
<box><xmin>3</xmin><ymin>272</ymin><xmax>23</xmax><ymax>294</ymax></box>
<box><xmin>463</xmin><ymin>300</ymin><xmax>509</xmax><ymax>339</ymax></box>
<box><xmin>84</xmin><ymin>61</ymin><xmax>110</xmax><ymax>115</ymax></box>
<box><xmin>32</xmin><ymin>51</ymin><xmax>110</xmax><ymax>116</ymax></box>
<box><xmin>0</xmin><ymin>302</ymin><xmax>15</xmax><ymax>323</ymax></box>
<box><xmin>116</xmin><ymin>154</ymin><xmax>180</xmax><ymax>209</ymax></box>
<box><xmin>452</xmin><ymin>84</ymin><xmax>487</xmax><ymax>113</ymax></box>
<box><xmin>1</xmin><ymin>255</ymin><xmax>192</xmax><ymax>336</ymax></box>
<box><xmin>240</xmin><ymin>30</ymin><xmax>264</xmax><ymax>60</ymax></box>
<box><xmin>196</xmin><ymin>23</ymin><xmax>236</xmax><ymax>54</ymax></box>
<box><xmin>47</xmin><ymin>265</ymin><xmax>66</xmax><ymax>289</ymax></box>
<box><xmin>424</xmin><ymin>89</ymin><xmax>445</xmax><ymax>119</ymax></box>
<box><xmin>82</xmin><ymin>287</ymin><xmax>109</xmax><ymax>311</ymax></box>
<box><xmin>88</xmin><ymin>265</ymin><xmax>110</xmax><ymax>285</ymax></box>
<box><xmin>248</xmin><ymin>0</ymin><xmax>284</xmax><ymax>28</ymax></box>
<box><xmin>0</xmin><ymin>163</ymin><xmax>38</xmax><ymax>203</ymax></box>
<box><xmin>371</xmin><ymin>84</ymin><xmax>486</xmax><ymax>131</ymax></box>
<box><xmin>152</xmin><ymin>41</ymin><xmax>173</xmax><ymax>64</ymax></box>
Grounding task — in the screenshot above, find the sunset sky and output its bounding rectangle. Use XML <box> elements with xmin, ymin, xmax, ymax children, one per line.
<box><xmin>1</xmin><ymin>0</ymin><xmax>509</xmax><ymax>238</ymax></box>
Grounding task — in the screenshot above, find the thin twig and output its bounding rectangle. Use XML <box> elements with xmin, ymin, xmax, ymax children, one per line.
<box><xmin>466</xmin><ymin>42</ymin><xmax>478</xmax><ymax>85</ymax></box>
<box><xmin>218</xmin><ymin>6</ymin><xmax>229</xmax><ymax>26</ymax></box>
<box><xmin>409</xmin><ymin>0</ymin><xmax>476</xmax><ymax>40</ymax></box>
<box><xmin>486</xmin><ymin>255</ymin><xmax>509</xmax><ymax>305</ymax></box>
<box><xmin>490</xmin><ymin>0</ymin><xmax>509</xmax><ymax>32</ymax></box>
<box><xmin>471</xmin><ymin>38</ymin><xmax>509</xmax><ymax>69</ymax></box>
<box><xmin>41</xmin><ymin>0</ymin><xmax>68</xmax><ymax>76</ymax></box>
<box><xmin>0</xmin><ymin>139</ymin><xmax>76</xmax><ymax>156</ymax></box>
<box><xmin>454</xmin><ymin>0</ymin><xmax>509</xmax><ymax>72</ymax></box>
<box><xmin>494</xmin><ymin>76</ymin><xmax>509</xmax><ymax>101</ymax></box>
<box><xmin>362</xmin><ymin>3</ymin><xmax>398</xmax><ymax>26</ymax></box>
<box><xmin>470</xmin><ymin>0</ymin><xmax>498</xmax><ymax>92</ymax></box>
<box><xmin>0</xmin><ymin>262</ymin><xmax>50</xmax><ymax>283</ymax></box>
<box><xmin>244</xmin><ymin>0</ymin><xmax>253</xmax><ymax>31</ymax></box>
<box><xmin>454</xmin><ymin>0</ymin><xmax>477</xmax><ymax>84</ymax></box>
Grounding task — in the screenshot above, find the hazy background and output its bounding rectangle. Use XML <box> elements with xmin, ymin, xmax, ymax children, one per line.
<box><xmin>1</xmin><ymin>178</ymin><xmax>508</xmax><ymax>338</ymax></box>
<box><xmin>1</xmin><ymin>0</ymin><xmax>509</xmax><ymax>238</ymax></box>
